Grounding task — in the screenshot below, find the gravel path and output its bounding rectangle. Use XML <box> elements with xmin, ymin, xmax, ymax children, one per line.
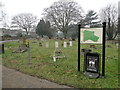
<box><xmin>2</xmin><ymin>66</ymin><xmax>72</xmax><ymax>88</ymax></box>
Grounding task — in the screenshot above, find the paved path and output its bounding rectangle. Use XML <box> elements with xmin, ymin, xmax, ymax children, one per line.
<box><xmin>2</xmin><ymin>66</ymin><xmax>72</xmax><ymax>88</ymax></box>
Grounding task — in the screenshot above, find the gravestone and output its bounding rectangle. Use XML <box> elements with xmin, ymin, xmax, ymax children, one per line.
<box><xmin>22</xmin><ymin>37</ymin><xmax>26</xmax><ymax>47</ymax></box>
<box><xmin>52</xmin><ymin>48</ymin><xmax>65</xmax><ymax>62</ymax></box>
<box><xmin>46</xmin><ymin>42</ymin><xmax>49</xmax><ymax>48</ymax></box>
<box><xmin>63</xmin><ymin>42</ymin><xmax>67</xmax><ymax>48</ymax></box>
<box><xmin>69</xmin><ymin>41</ymin><xmax>72</xmax><ymax>46</ymax></box>
<box><xmin>55</xmin><ymin>41</ymin><xmax>58</xmax><ymax>48</ymax></box>
<box><xmin>39</xmin><ymin>38</ymin><xmax>43</xmax><ymax>46</ymax></box>
<box><xmin>81</xmin><ymin>49</ymin><xmax>92</xmax><ymax>53</ymax></box>
<box><xmin>90</xmin><ymin>45</ymin><xmax>97</xmax><ymax>49</ymax></box>
<box><xmin>116</xmin><ymin>43</ymin><xmax>119</xmax><ymax>48</ymax></box>
<box><xmin>0</xmin><ymin>44</ymin><xmax>4</xmax><ymax>54</ymax></box>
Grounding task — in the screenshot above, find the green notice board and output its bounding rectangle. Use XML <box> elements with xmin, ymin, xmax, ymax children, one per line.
<box><xmin>81</xmin><ymin>28</ymin><xmax>103</xmax><ymax>44</ymax></box>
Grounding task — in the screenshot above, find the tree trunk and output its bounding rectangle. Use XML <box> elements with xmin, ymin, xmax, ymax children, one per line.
<box><xmin>63</xmin><ymin>26</ymin><xmax>68</xmax><ymax>39</ymax></box>
<box><xmin>25</xmin><ymin>28</ymin><xmax>28</xmax><ymax>35</ymax></box>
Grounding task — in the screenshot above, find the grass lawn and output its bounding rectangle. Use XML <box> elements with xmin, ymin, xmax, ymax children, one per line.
<box><xmin>2</xmin><ymin>39</ymin><xmax>119</xmax><ymax>88</ymax></box>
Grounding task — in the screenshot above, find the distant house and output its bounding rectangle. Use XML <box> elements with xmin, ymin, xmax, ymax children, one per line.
<box><xmin>0</xmin><ymin>28</ymin><xmax>23</xmax><ymax>36</ymax></box>
<box><xmin>0</xmin><ymin>28</ymin><xmax>37</xmax><ymax>37</ymax></box>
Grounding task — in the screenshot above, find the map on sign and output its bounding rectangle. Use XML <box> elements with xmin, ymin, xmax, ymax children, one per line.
<box><xmin>81</xmin><ymin>28</ymin><xmax>103</xmax><ymax>44</ymax></box>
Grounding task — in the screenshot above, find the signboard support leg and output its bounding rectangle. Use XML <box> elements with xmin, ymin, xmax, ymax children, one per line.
<box><xmin>102</xmin><ymin>22</ymin><xmax>106</xmax><ymax>77</ymax></box>
<box><xmin>78</xmin><ymin>24</ymin><xmax>81</xmax><ymax>71</ymax></box>
<box><xmin>2</xmin><ymin>44</ymin><xmax>4</xmax><ymax>54</ymax></box>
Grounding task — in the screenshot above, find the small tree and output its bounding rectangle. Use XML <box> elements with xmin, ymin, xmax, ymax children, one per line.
<box><xmin>0</xmin><ymin>2</ymin><xmax>9</xmax><ymax>28</ymax></box>
<box><xmin>36</xmin><ymin>19</ymin><xmax>53</xmax><ymax>38</ymax></box>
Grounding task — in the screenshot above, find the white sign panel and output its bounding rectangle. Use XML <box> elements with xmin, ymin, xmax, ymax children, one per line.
<box><xmin>81</xmin><ymin>28</ymin><xmax>103</xmax><ymax>44</ymax></box>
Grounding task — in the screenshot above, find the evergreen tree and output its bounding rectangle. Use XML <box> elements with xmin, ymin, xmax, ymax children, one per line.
<box><xmin>85</xmin><ymin>10</ymin><xmax>101</xmax><ymax>28</ymax></box>
<box><xmin>36</xmin><ymin>19</ymin><xmax>53</xmax><ymax>38</ymax></box>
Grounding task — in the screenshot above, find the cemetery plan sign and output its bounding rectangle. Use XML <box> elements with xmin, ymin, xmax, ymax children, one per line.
<box><xmin>80</xmin><ymin>28</ymin><xmax>103</xmax><ymax>44</ymax></box>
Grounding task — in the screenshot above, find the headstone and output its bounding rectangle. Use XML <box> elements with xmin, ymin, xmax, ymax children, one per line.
<box><xmin>39</xmin><ymin>41</ymin><xmax>42</xmax><ymax>46</ymax></box>
<box><xmin>69</xmin><ymin>41</ymin><xmax>72</xmax><ymax>46</ymax></box>
<box><xmin>46</xmin><ymin>42</ymin><xmax>49</xmax><ymax>48</ymax></box>
<box><xmin>90</xmin><ymin>45</ymin><xmax>97</xmax><ymax>49</ymax></box>
<box><xmin>39</xmin><ymin>38</ymin><xmax>43</xmax><ymax>46</ymax></box>
<box><xmin>116</xmin><ymin>43</ymin><xmax>119</xmax><ymax>48</ymax></box>
<box><xmin>55</xmin><ymin>41</ymin><xmax>58</xmax><ymax>48</ymax></box>
<box><xmin>52</xmin><ymin>48</ymin><xmax>65</xmax><ymax>62</ymax></box>
<box><xmin>23</xmin><ymin>38</ymin><xmax>26</xmax><ymax>46</ymax></box>
<box><xmin>64</xmin><ymin>42</ymin><xmax>67</xmax><ymax>48</ymax></box>
<box><xmin>81</xmin><ymin>49</ymin><xmax>92</xmax><ymax>53</ymax></box>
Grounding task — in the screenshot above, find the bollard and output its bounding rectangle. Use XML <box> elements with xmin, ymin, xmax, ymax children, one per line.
<box><xmin>0</xmin><ymin>44</ymin><xmax>4</xmax><ymax>54</ymax></box>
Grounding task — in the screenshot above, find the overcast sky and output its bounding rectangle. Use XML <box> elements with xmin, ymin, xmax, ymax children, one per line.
<box><xmin>0</xmin><ymin>0</ymin><xmax>120</xmax><ymax>20</ymax></box>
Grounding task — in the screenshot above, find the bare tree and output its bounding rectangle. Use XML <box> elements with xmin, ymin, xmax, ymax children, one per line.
<box><xmin>11</xmin><ymin>13</ymin><xmax>37</xmax><ymax>35</ymax></box>
<box><xmin>0</xmin><ymin>2</ymin><xmax>8</xmax><ymax>28</ymax></box>
<box><xmin>100</xmin><ymin>4</ymin><xmax>118</xmax><ymax>40</ymax></box>
<box><xmin>43</xmin><ymin>0</ymin><xmax>83</xmax><ymax>38</ymax></box>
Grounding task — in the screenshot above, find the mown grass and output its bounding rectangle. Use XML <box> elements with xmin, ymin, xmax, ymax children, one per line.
<box><xmin>2</xmin><ymin>39</ymin><xmax>119</xmax><ymax>88</ymax></box>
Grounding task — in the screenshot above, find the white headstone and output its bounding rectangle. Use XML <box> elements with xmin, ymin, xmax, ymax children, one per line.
<box><xmin>55</xmin><ymin>41</ymin><xmax>58</xmax><ymax>48</ymax></box>
<box><xmin>64</xmin><ymin>42</ymin><xmax>67</xmax><ymax>48</ymax></box>
<box><xmin>46</xmin><ymin>42</ymin><xmax>49</xmax><ymax>48</ymax></box>
<box><xmin>116</xmin><ymin>43</ymin><xmax>119</xmax><ymax>48</ymax></box>
<box><xmin>69</xmin><ymin>41</ymin><xmax>72</xmax><ymax>46</ymax></box>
